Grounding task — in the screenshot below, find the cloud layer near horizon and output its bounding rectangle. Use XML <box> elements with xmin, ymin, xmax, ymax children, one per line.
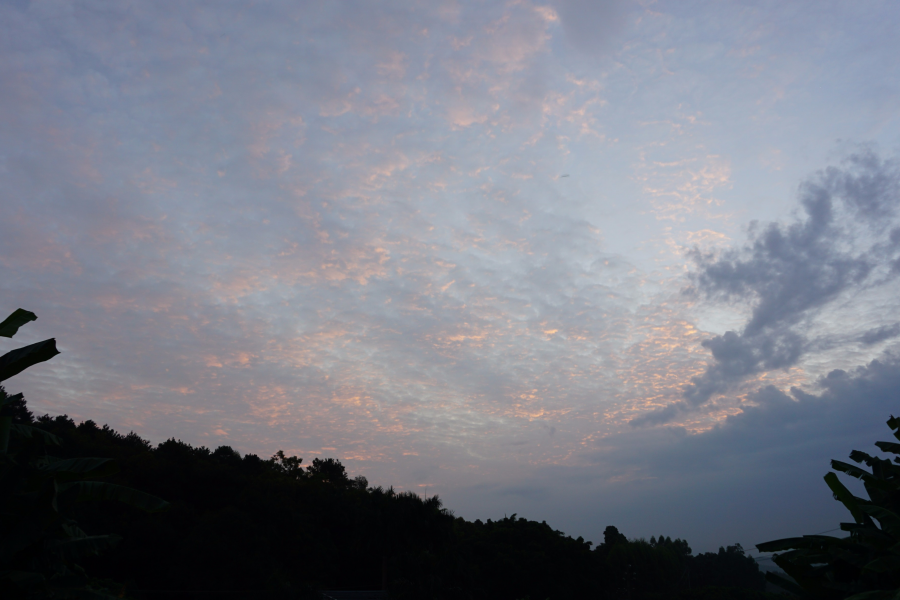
<box><xmin>2</xmin><ymin>0</ymin><xmax>900</xmax><ymax>552</ymax></box>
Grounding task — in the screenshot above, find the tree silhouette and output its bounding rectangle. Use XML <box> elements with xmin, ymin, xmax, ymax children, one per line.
<box><xmin>0</xmin><ymin>386</ymin><xmax>33</xmax><ymax>424</ymax></box>
<box><xmin>307</xmin><ymin>456</ymin><xmax>350</xmax><ymax>485</ymax></box>
<box><xmin>604</xmin><ymin>525</ymin><xmax>628</xmax><ymax>548</ymax></box>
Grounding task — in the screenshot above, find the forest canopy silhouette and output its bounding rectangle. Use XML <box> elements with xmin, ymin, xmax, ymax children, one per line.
<box><xmin>2</xmin><ymin>386</ymin><xmax>777</xmax><ymax>599</ymax></box>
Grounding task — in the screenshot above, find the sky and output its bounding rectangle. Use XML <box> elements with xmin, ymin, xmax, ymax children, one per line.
<box><xmin>3</xmin><ymin>0</ymin><xmax>900</xmax><ymax>555</ymax></box>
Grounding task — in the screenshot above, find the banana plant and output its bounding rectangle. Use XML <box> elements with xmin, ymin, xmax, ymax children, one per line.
<box><xmin>757</xmin><ymin>415</ymin><xmax>900</xmax><ymax>600</ymax></box>
<box><xmin>0</xmin><ymin>308</ymin><xmax>170</xmax><ymax>598</ymax></box>
<box><xmin>0</xmin><ymin>309</ymin><xmax>60</xmax><ymax>453</ymax></box>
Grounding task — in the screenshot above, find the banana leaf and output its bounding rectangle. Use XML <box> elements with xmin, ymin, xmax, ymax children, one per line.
<box><xmin>1</xmin><ymin>569</ymin><xmax>124</xmax><ymax>600</ymax></box>
<box><xmin>834</xmin><ymin>460</ymin><xmax>886</xmax><ymax>484</ymax></box>
<box><xmin>862</xmin><ymin>505</ymin><xmax>900</xmax><ymax>538</ymax></box>
<box><xmin>9</xmin><ymin>423</ymin><xmax>61</xmax><ymax>445</ymax></box>
<box><xmin>0</xmin><ymin>309</ymin><xmax>37</xmax><ymax>338</ymax></box>
<box><xmin>68</xmin><ymin>586</ymin><xmax>126</xmax><ymax>600</ymax></box>
<box><xmin>876</xmin><ymin>441</ymin><xmax>900</xmax><ymax>455</ymax></box>
<box><xmin>758</xmin><ymin>415</ymin><xmax>900</xmax><ymax>598</ymax></box>
<box><xmin>46</xmin><ymin>534</ymin><xmax>123</xmax><ymax>561</ymax></box>
<box><xmin>0</xmin><ymin>569</ymin><xmax>48</xmax><ymax>594</ymax></box>
<box><xmin>757</xmin><ymin>535</ymin><xmax>847</xmax><ymax>552</ymax></box>
<box><xmin>0</xmin><ymin>511</ymin><xmax>60</xmax><ymax>561</ymax></box>
<box><xmin>0</xmin><ymin>415</ymin><xmax>9</xmax><ymax>453</ymax></box>
<box><xmin>888</xmin><ymin>416</ymin><xmax>900</xmax><ymax>442</ymax></box>
<box><xmin>0</xmin><ymin>338</ymin><xmax>60</xmax><ymax>383</ymax></box>
<box><xmin>864</xmin><ymin>556</ymin><xmax>900</xmax><ymax>574</ymax></box>
<box><xmin>845</xmin><ymin>591</ymin><xmax>900</xmax><ymax>600</ymax></box>
<box><xmin>57</xmin><ymin>480</ymin><xmax>170</xmax><ymax>512</ymax></box>
<box><xmin>38</xmin><ymin>457</ymin><xmax>118</xmax><ymax>479</ymax></box>
<box><xmin>764</xmin><ymin>571</ymin><xmax>806</xmax><ymax>596</ymax></box>
<box><xmin>826</xmin><ymin>472</ymin><xmax>874</xmax><ymax>526</ymax></box>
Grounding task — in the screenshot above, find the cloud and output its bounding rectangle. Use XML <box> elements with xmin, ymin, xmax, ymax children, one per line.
<box><xmin>578</xmin><ymin>352</ymin><xmax>900</xmax><ymax>550</ymax></box>
<box><xmin>624</xmin><ymin>353</ymin><xmax>900</xmax><ymax>490</ymax></box>
<box><xmin>861</xmin><ymin>323</ymin><xmax>900</xmax><ymax>346</ymax></box>
<box><xmin>0</xmin><ymin>0</ymin><xmax>672</xmax><ymax>473</ymax></box>
<box><xmin>632</xmin><ymin>149</ymin><xmax>900</xmax><ymax>427</ymax></box>
<box><xmin>555</xmin><ymin>0</ymin><xmax>627</xmax><ymax>58</ymax></box>
<box><xmin>442</xmin><ymin>351</ymin><xmax>900</xmax><ymax>552</ymax></box>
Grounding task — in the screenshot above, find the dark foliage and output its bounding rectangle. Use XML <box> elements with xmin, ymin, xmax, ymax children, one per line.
<box><xmin>0</xmin><ymin>308</ymin><xmax>782</xmax><ymax>599</ymax></box>
<box><xmin>758</xmin><ymin>415</ymin><xmax>900</xmax><ymax>600</ymax></box>
<box><xmin>691</xmin><ymin>545</ymin><xmax>767</xmax><ymax>590</ymax></box>
<box><xmin>434</xmin><ymin>515</ymin><xmax>600</xmax><ymax>599</ymax></box>
<box><xmin>10</xmin><ymin>393</ymin><xmax>778</xmax><ymax>600</ymax></box>
<box><xmin>0</xmin><ymin>385</ymin><xmax>33</xmax><ymax>424</ymax></box>
<box><xmin>26</xmin><ymin>411</ymin><xmax>452</xmax><ymax>596</ymax></box>
<box><xmin>0</xmin><ymin>310</ymin><xmax>168</xmax><ymax>599</ymax></box>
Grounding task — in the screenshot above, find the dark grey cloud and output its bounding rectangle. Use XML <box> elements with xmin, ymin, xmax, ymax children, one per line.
<box><xmin>659</xmin><ymin>354</ymin><xmax>900</xmax><ymax>472</ymax></box>
<box><xmin>695</xmin><ymin>155</ymin><xmax>895</xmax><ymax>335</ymax></box>
<box><xmin>633</xmin><ymin>150</ymin><xmax>900</xmax><ymax>427</ymax></box>
<box><xmin>445</xmin><ymin>352</ymin><xmax>900</xmax><ymax>553</ymax></box>
<box><xmin>861</xmin><ymin>323</ymin><xmax>900</xmax><ymax>346</ymax></box>
<box><xmin>698</xmin><ymin>360</ymin><xmax>899</xmax><ymax>520</ymax></box>
<box><xmin>578</xmin><ymin>352</ymin><xmax>900</xmax><ymax>550</ymax></box>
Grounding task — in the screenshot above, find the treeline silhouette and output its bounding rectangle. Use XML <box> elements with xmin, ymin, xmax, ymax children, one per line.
<box><xmin>4</xmin><ymin>390</ymin><xmax>779</xmax><ymax>599</ymax></box>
